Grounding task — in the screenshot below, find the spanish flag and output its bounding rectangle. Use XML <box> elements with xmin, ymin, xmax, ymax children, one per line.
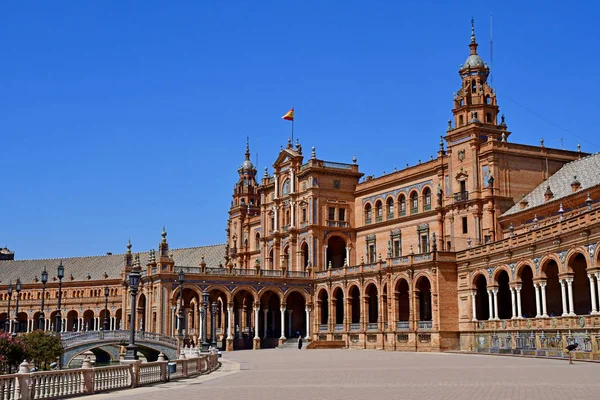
<box><xmin>282</xmin><ymin>108</ymin><xmax>294</xmax><ymax>121</ymax></box>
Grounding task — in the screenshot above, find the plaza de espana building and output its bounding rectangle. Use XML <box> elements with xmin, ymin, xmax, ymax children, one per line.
<box><xmin>3</xmin><ymin>23</ymin><xmax>600</xmax><ymax>361</ymax></box>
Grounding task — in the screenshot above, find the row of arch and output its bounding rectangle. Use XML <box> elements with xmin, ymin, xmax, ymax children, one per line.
<box><xmin>364</xmin><ymin>187</ymin><xmax>433</xmax><ymax>223</ymax></box>
<box><xmin>315</xmin><ymin>275</ymin><xmax>434</xmax><ymax>328</ymax></box>
<box><xmin>0</xmin><ymin>308</ymin><xmax>123</xmax><ymax>333</ymax></box>
<box><xmin>0</xmin><ymin>288</ymin><xmax>120</xmax><ymax>302</ymax></box>
<box><xmin>471</xmin><ymin>247</ymin><xmax>600</xmax><ymax>320</ymax></box>
<box><xmin>147</xmin><ymin>285</ymin><xmax>311</xmax><ymax>349</ymax></box>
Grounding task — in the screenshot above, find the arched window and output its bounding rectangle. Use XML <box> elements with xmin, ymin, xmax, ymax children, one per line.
<box><xmin>365</xmin><ymin>204</ymin><xmax>372</xmax><ymax>224</ymax></box>
<box><xmin>386</xmin><ymin>198</ymin><xmax>394</xmax><ymax>219</ymax></box>
<box><xmin>471</xmin><ymin>80</ymin><xmax>477</xmax><ymax>93</ymax></box>
<box><xmin>375</xmin><ymin>200</ymin><xmax>383</xmax><ymax>222</ymax></box>
<box><xmin>399</xmin><ymin>195</ymin><xmax>406</xmax><ymax>216</ymax></box>
<box><xmin>255</xmin><ymin>233</ymin><xmax>260</xmax><ymax>250</ymax></box>
<box><xmin>485</xmin><ymin>95</ymin><xmax>491</xmax><ymax>105</ymax></box>
<box><xmin>423</xmin><ymin>188</ymin><xmax>431</xmax><ymax>211</ymax></box>
<box><xmin>410</xmin><ymin>192</ymin><xmax>418</xmax><ymax>214</ymax></box>
<box><xmin>282</xmin><ymin>179</ymin><xmax>290</xmax><ymax>195</ymax></box>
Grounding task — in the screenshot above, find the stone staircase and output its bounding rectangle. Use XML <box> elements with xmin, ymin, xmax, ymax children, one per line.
<box><xmin>277</xmin><ymin>338</ymin><xmax>302</xmax><ymax>349</ymax></box>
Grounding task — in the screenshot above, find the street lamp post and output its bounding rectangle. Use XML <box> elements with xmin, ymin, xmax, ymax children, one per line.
<box><xmin>177</xmin><ymin>269</ymin><xmax>185</xmax><ymax>338</ymax></box>
<box><xmin>201</xmin><ymin>290</ymin><xmax>209</xmax><ymax>351</ymax></box>
<box><xmin>6</xmin><ymin>282</ymin><xmax>12</xmax><ymax>333</ymax></box>
<box><xmin>55</xmin><ymin>261</ymin><xmax>65</xmax><ymax>333</ymax></box>
<box><xmin>211</xmin><ymin>301</ymin><xmax>217</xmax><ymax>348</ymax></box>
<box><xmin>124</xmin><ymin>260</ymin><xmax>141</xmax><ymax>360</ymax></box>
<box><xmin>103</xmin><ymin>285</ymin><xmax>110</xmax><ymax>332</ymax></box>
<box><xmin>39</xmin><ymin>268</ymin><xmax>48</xmax><ymax>331</ymax></box>
<box><xmin>13</xmin><ymin>279</ymin><xmax>22</xmax><ymax>336</ymax></box>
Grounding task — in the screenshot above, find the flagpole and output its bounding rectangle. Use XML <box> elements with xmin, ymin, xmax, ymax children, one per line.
<box><xmin>292</xmin><ymin>118</ymin><xmax>294</xmax><ymax>144</ymax></box>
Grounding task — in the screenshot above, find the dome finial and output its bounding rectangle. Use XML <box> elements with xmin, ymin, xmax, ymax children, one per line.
<box><xmin>471</xmin><ymin>17</ymin><xmax>476</xmax><ymax>44</ymax></box>
<box><xmin>161</xmin><ymin>226</ymin><xmax>167</xmax><ymax>243</ymax></box>
<box><xmin>245</xmin><ymin>136</ymin><xmax>250</xmax><ymax>160</ymax></box>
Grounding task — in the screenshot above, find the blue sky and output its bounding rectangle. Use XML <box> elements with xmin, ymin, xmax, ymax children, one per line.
<box><xmin>2</xmin><ymin>1</ymin><xmax>599</xmax><ymax>260</ymax></box>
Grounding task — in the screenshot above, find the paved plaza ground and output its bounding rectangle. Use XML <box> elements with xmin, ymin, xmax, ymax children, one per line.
<box><xmin>88</xmin><ymin>349</ymin><xmax>600</xmax><ymax>400</ymax></box>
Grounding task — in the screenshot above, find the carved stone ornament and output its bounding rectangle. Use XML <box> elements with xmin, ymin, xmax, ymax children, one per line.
<box><xmin>457</xmin><ymin>149</ymin><xmax>466</xmax><ymax>162</ymax></box>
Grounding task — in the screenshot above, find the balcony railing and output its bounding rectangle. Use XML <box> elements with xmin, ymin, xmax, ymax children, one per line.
<box><xmin>387</xmin><ymin>213</ymin><xmax>394</xmax><ymax>220</ymax></box>
<box><xmin>453</xmin><ymin>191</ymin><xmax>469</xmax><ymax>202</ymax></box>
<box><xmin>287</xmin><ymin>271</ymin><xmax>309</xmax><ymax>278</ymax></box>
<box><xmin>349</xmin><ymin>323</ymin><xmax>360</xmax><ymax>331</ymax></box>
<box><xmin>365</xmin><ymin>217</ymin><xmax>372</xmax><ymax>224</ymax></box>
<box><xmin>418</xmin><ymin>321</ymin><xmax>432</xmax><ymax>330</ymax></box>
<box><xmin>376</xmin><ymin>215</ymin><xmax>383</xmax><ymax>222</ymax></box>
<box><xmin>233</xmin><ymin>268</ymin><xmax>256</xmax><ymax>276</ymax></box>
<box><xmin>424</xmin><ymin>203</ymin><xmax>431</xmax><ymax>211</ymax></box>
<box><xmin>410</xmin><ymin>207</ymin><xmax>418</xmax><ymax>214</ymax></box>
<box><xmin>399</xmin><ymin>210</ymin><xmax>406</xmax><ymax>216</ymax></box>
<box><xmin>396</xmin><ymin>321</ymin><xmax>409</xmax><ymax>330</ymax></box>
<box><xmin>367</xmin><ymin>323</ymin><xmax>378</xmax><ymax>331</ymax></box>
<box><xmin>326</xmin><ymin>220</ymin><xmax>350</xmax><ymax>228</ymax></box>
<box><xmin>334</xmin><ymin>324</ymin><xmax>344</xmax><ymax>332</ymax></box>
<box><xmin>319</xmin><ymin>324</ymin><xmax>328</xmax><ymax>332</ymax></box>
<box><xmin>262</xmin><ymin>270</ymin><xmax>283</xmax><ymax>277</ymax></box>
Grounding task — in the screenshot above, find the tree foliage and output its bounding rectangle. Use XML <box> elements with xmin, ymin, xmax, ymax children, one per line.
<box><xmin>23</xmin><ymin>331</ymin><xmax>64</xmax><ymax>369</ymax></box>
<box><xmin>0</xmin><ymin>331</ymin><xmax>27</xmax><ymax>373</ymax></box>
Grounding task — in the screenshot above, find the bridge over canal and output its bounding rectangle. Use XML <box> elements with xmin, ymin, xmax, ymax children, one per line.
<box><xmin>60</xmin><ymin>330</ymin><xmax>178</xmax><ymax>367</ymax></box>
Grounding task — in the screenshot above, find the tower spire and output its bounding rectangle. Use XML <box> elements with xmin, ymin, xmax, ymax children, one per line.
<box><xmin>469</xmin><ymin>17</ymin><xmax>479</xmax><ymax>55</ymax></box>
<box><xmin>245</xmin><ymin>136</ymin><xmax>250</xmax><ymax>160</ymax></box>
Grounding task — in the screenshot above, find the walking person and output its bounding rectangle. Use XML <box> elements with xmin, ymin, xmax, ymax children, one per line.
<box><xmin>298</xmin><ymin>335</ymin><xmax>303</xmax><ymax>350</ymax></box>
<box><xmin>566</xmin><ymin>342</ymin><xmax>578</xmax><ymax>365</ymax></box>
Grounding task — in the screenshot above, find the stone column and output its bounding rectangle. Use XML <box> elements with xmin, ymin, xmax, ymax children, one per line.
<box><xmin>596</xmin><ymin>273</ymin><xmax>600</xmax><ymax>315</ymax></box>
<box><xmin>566</xmin><ymin>278</ymin><xmax>576</xmax><ymax>316</ymax></box>
<box><xmin>305</xmin><ymin>308</ymin><xmax>310</xmax><ymax>339</ymax></box>
<box><xmin>471</xmin><ymin>290</ymin><xmax>477</xmax><ymax>321</ymax></box>
<box><xmin>492</xmin><ymin>289</ymin><xmax>499</xmax><ymax>320</ymax></box>
<box><xmin>226</xmin><ymin>306</ymin><xmax>233</xmax><ymax>339</ymax></box>
<box><xmin>588</xmin><ymin>274</ymin><xmax>598</xmax><ymax>315</ymax></box>
<box><xmin>534</xmin><ymin>283</ymin><xmax>541</xmax><ymax>318</ymax></box>
<box><xmin>540</xmin><ymin>282</ymin><xmax>548</xmax><ymax>317</ymax></box>
<box><xmin>560</xmin><ymin>279</ymin><xmax>568</xmax><ymax>316</ymax></box>
<box><xmin>510</xmin><ymin>287</ymin><xmax>516</xmax><ymax>319</ymax></box>
<box><xmin>287</xmin><ymin>310</ymin><xmax>293</xmax><ymax>338</ymax></box>
<box><xmin>253</xmin><ymin>305</ymin><xmax>260</xmax><ymax>350</ymax></box>
<box><xmin>279</xmin><ymin>307</ymin><xmax>286</xmax><ymax>340</ymax></box>
<box><xmin>515</xmin><ymin>286</ymin><xmax>523</xmax><ymax>319</ymax></box>
<box><xmin>487</xmin><ymin>289</ymin><xmax>494</xmax><ymax>320</ymax></box>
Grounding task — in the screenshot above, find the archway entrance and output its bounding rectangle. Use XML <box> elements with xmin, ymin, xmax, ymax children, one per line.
<box><xmin>571</xmin><ymin>253</ymin><xmax>591</xmax><ymax>315</ymax></box>
<box><xmin>416</xmin><ymin>278</ymin><xmax>432</xmax><ymax>322</ymax></box>
<box><xmin>475</xmin><ymin>275</ymin><xmax>489</xmax><ymax>320</ymax></box>
<box><xmin>326</xmin><ymin>236</ymin><xmax>346</xmax><ymax>269</ymax></box>
<box><xmin>519</xmin><ymin>266</ymin><xmax>536</xmax><ymax>318</ymax></box>
<box><xmin>333</xmin><ymin>287</ymin><xmax>344</xmax><ymax>326</ymax></box>
<box><xmin>395</xmin><ymin>279</ymin><xmax>410</xmax><ymax>324</ymax></box>
<box><xmin>349</xmin><ymin>285</ymin><xmax>360</xmax><ymax>324</ymax></box>
<box><xmin>365</xmin><ymin>284</ymin><xmax>378</xmax><ymax>324</ymax></box>
<box><xmin>233</xmin><ymin>289</ymin><xmax>255</xmax><ymax>350</ymax></box>
<box><xmin>259</xmin><ymin>290</ymin><xmax>282</xmax><ymax>348</ymax></box>
<box><xmin>496</xmin><ymin>270</ymin><xmax>511</xmax><ymax>320</ymax></box>
<box><xmin>286</xmin><ymin>291</ymin><xmax>306</xmax><ymax>338</ymax></box>
<box><xmin>543</xmin><ymin>260</ymin><xmax>562</xmax><ymax>316</ymax></box>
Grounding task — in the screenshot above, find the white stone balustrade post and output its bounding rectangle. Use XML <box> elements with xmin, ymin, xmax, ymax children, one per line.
<box><xmin>471</xmin><ymin>290</ymin><xmax>477</xmax><ymax>321</ymax></box>
<box><xmin>588</xmin><ymin>274</ymin><xmax>598</xmax><ymax>315</ymax></box>
<box><xmin>540</xmin><ymin>282</ymin><xmax>548</xmax><ymax>317</ymax></box>
<box><xmin>567</xmin><ymin>278</ymin><xmax>576</xmax><ymax>316</ymax></box>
